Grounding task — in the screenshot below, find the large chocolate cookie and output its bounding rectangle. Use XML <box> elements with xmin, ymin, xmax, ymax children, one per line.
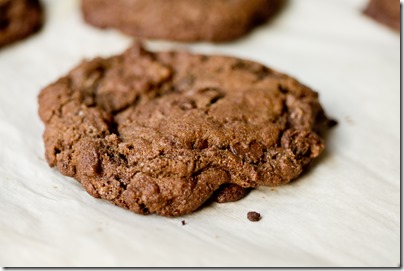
<box><xmin>38</xmin><ymin>43</ymin><xmax>332</xmax><ymax>217</ymax></box>
<box><xmin>364</xmin><ymin>0</ymin><xmax>400</xmax><ymax>32</ymax></box>
<box><xmin>0</xmin><ymin>0</ymin><xmax>42</xmax><ymax>48</ymax></box>
<box><xmin>81</xmin><ymin>0</ymin><xmax>284</xmax><ymax>42</ymax></box>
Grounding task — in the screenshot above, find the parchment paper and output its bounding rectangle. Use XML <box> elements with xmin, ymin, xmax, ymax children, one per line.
<box><xmin>0</xmin><ymin>0</ymin><xmax>400</xmax><ymax>267</ymax></box>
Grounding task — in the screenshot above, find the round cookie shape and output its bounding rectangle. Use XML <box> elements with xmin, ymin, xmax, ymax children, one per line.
<box><xmin>38</xmin><ymin>43</ymin><xmax>331</xmax><ymax>217</ymax></box>
<box><xmin>81</xmin><ymin>0</ymin><xmax>284</xmax><ymax>42</ymax></box>
<box><xmin>0</xmin><ymin>0</ymin><xmax>43</xmax><ymax>48</ymax></box>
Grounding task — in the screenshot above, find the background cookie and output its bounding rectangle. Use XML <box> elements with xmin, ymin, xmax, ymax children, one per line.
<box><xmin>81</xmin><ymin>0</ymin><xmax>284</xmax><ymax>42</ymax></box>
<box><xmin>364</xmin><ymin>0</ymin><xmax>400</xmax><ymax>32</ymax></box>
<box><xmin>0</xmin><ymin>0</ymin><xmax>43</xmax><ymax>48</ymax></box>
<box><xmin>38</xmin><ymin>43</ymin><xmax>332</xmax><ymax>217</ymax></box>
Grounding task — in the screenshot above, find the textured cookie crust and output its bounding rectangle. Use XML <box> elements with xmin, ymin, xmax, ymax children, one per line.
<box><xmin>39</xmin><ymin>43</ymin><xmax>331</xmax><ymax>217</ymax></box>
<box><xmin>0</xmin><ymin>0</ymin><xmax>42</xmax><ymax>48</ymax></box>
<box><xmin>364</xmin><ymin>0</ymin><xmax>400</xmax><ymax>32</ymax></box>
<box><xmin>81</xmin><ymin>0</ymin><xmax>284</xmax><ymax>42</ymax></box>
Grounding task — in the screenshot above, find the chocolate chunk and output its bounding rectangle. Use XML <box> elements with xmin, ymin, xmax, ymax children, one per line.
<box><xmin>215</xmin><ymin>184</ymin><xmax>249</xmax><ymax>203</ymax></box>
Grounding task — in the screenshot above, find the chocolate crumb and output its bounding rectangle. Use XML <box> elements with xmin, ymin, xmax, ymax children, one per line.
<box><xmin>181</xmin><ymin>220</ymin><xmax>186</xmax><ymax>226</ymax></box>
<box><xmin>247</xmin><ymin>211</ymin><xmax>261</xmax><ymax>222</ymax></box>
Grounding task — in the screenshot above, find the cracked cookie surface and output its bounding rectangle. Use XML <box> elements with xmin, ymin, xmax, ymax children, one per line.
<box><xmin>81</xmin><ymin>0</ymin><xmax>284</xmax><ymax>42</ymax></box>
<box><xmin>39</xmin><ymin>43</ymin><xmax>331</xmax><ymax>216</ymax></box>
<box><xmin>0</xmin><ymin>0</ymin><xmax>42</xmax><ymax>48</ymax></box>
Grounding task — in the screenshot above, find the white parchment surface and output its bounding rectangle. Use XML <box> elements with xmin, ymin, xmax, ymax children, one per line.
<box><xmin>0</xmin><ymin>0</ymin><xmax>400</xmax><ymax>267</ymax></box>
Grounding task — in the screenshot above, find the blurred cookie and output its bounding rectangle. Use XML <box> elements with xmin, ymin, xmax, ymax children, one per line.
<box><xmin>364</xmin><ymin>0</ymin><xmax>400</xmax><ymax>32</ymax></box>
<box><xmin>81</xmin><ymin>0</ymin><xmax>284</xmax><ymax>42</ymax></box>
<box><xmin>38</xmin><ymin>43</ymin><xmax>332</xmax><ymax>217</ymax></box>
<box><xmin>0</xmin><ymin>0</ymin><xmax>43</xmax><ymax>48</ymax></box>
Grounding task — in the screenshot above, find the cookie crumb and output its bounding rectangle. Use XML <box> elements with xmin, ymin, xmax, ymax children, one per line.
<box><xmin>181</xmin><ymin>220</ymin><xmax>186</xmax><ymax>226</ymax></box>
<box><xmin>247</xmin><ymin>211</ymin><xmax>261</xmax><ymax>222</ymax></box>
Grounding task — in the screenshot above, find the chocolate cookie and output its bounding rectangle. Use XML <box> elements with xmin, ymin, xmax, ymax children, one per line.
<box><xmin>0</xmin><ymin>0</ymin><xmax>43</xmax><ymax>48</ymax></box>
<box><xmin>81</xmin><ymin>0</ymin><xmax>284</xmax><ymax>42</ymax></box>
<box><xmin>38</xmin><ymin>43</ymin><xmax>332</xmax><ymax>217</ymax></box>
<box><xmin>364</xmin><ymin>0</ymin><xmax>400</xmax><ymax>32</ymax></box>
